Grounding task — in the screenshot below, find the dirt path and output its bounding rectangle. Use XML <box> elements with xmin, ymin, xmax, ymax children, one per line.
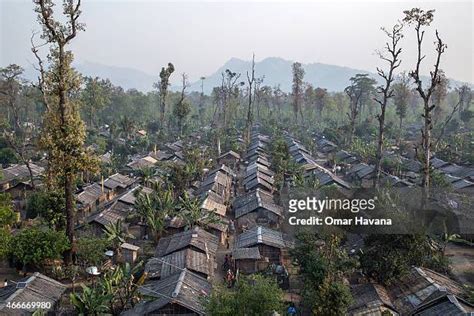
<box><xmin>445</xmin><ymin>242</ymin><xmax>474</xmax><ymax>286</ymax></box>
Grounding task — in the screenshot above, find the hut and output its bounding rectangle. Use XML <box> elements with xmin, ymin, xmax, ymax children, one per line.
<box><xmin>234</xmin><ymin>226</ymin><xmax>286</xmax><ymax>266</ymax></box>
<box><xmin>232</xmin><ymin>247</ymin><xmax>262</xmax><ymax>274</ymax></box>
<box><xmin>122</xmin><ymin>269</ymin><xmax>211</xmax><ymax>315</ymax></box>
<box><xmin>348</xmin><ymin>283</ymin><xmax>398</xmax><ymax>316</ymax></box>
<box><xmin>146</xmin><ymin>248</ymin><xmax>214</xmax><ymax>280</ymax></box>
<box><xmin>120</xmin><ymin>242</ymin><xmax>140</xmax><ymax>264</ymax></box>
<box><xmin>233</xmin><ymin>189</ymin><xmax>282</xmax><ymax>229</ymax></box>
<box><xmin>155</xmin><ymin>226</ymin><xmax>218</xmax><ymax>258</ymax></box>
<box><xmin>217</xmin><ymin>150</ymin><xmax>241</xmax><ymax>169</ymax></box>
<box><xmin>0</xmin><ymin>272</ymin><xmax>66</xmax><ymax>315</ymax></box>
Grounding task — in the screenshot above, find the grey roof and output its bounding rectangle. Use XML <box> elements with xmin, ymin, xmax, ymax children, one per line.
<box><xmin>234</xmin><ymin>190</ymin><xmax>282</xmax><ymax>219</ymax></box>
<box><xmin>0</xmin><ymin>272</ymin><xmax>66</xmax><ymax>313</ymax></box>
<box><xmin>387</xmin><ymin>267</ymin><xmax>465</xmax><ymax>315</ymax></box>
<box><xmin>0</xmin><ymin>163</ymin><xmax>44</xmax><ymax>185</ymax></box>
<box><xmin>232</xmin><ymin>247</ymin><xmax>261</xmax><ymax>260</ymax></box>
<box><xmin>124</xmin><ymin>269</ymin><xmax>211</xmax><ymax>315</ymax></box>
<box><xmin>77</xmin><ymin>183</ymin><xmax>108</xmax><ymax>206</ymax></box>
<box><xmin>147</xmin><ymin>248</ymin><xmax>214</xmax><ymax>279</ymax></box>
<box><xmin>119</xmin><ymin>185</ymin><xmax>153</xmax><ymax>205</ymax></box>
<box><xmin>412</xmin><ymin>292</ymin><xmax>474</xmax><ymax>315</ymax></box>
<box><xmin>244</xmin><ymin>176</ymin><xmax>274</xmax><ymax>192</ymax></box>
<box><xmin>243</xmin><ymin>171</ymin><xmax>275</xmax><ymax>186</ymax></box>
<box><xmin>349</xmin><ymin>283</ymin><xmax>395</xmax><ymax>314</ymax></box>
<box><xmin>155</xmin><ymin>227</ymin><xmax>219</xmax><ymax>257</ymax></box>
<box><xmin>347</xmin><ymin>163</ymin><xmax>375</xmax><ymax>179</ymax></box>
<box><xmin>430</xmin><ymin>157</ymin><xmax>449</xmax><ymax>169</ymax></box>
<box><xmin>218</xmin><ymin>150</ymin><xmax>241</xmax><ymax>160</ymax></box>
<box><xmin>103</xmin><ymin>173</ymin><xmax>136</xmax><ymax>190</ymax></box>
<box><xmin>235</xmin><ymin>226</ymin><xmax>285</xmax><ymax>249</ymax></box>
<box><xmin>89</xmin><ymin>202</ymin><xmax>127</xmax><ymax>227</ymax></box>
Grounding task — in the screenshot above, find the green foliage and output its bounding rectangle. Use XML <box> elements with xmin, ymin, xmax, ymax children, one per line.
<box><xmin>70</xmin><ymin>284</ymin><xmax>112</xmax><ymax>315</ymax></box>
<box><xmin>0</xmin><ymin>147</ymin><xmax>18</xmax><ymax>165</ymax></box>
<box><xmin>9</xmin><ymin>227</ymin><xmax>70</xmax><ymax>267</ymax></box>
<box><xmin>306</xmin><ymin>280</ymin><xmax>353</xmax><ymax>316</ymax></box>
<box><xmin>76</xmin><ymin>236</ymin><xmax>111</xmax><ymax>267</ymax></box>
<box><xmin>0</xmin><ymin>228</ymin><xmax>11</xmax><ymax>259</ymax></box>
<box><xmin>360</xmin><ymin>234</ymin><xmax>449</xmax><ymax>284</ymax></box>
<box><xmin>291</xmin><ymin>232</ymin><xmax>356</xmax><ymax>315</ymax></box>
<box><xmin>100</xmin><ymin>262</ymin><xmax>143</xmax><ymax>313</ymax></box>
<box><xmin>205</xmin><ymin>274</ymin><xmax>284</xmax><ymax>316</ymax></box>
<box><xmin>177</xmin><ymin>192</ymin><xmax>222</xmax><ymax>229</ymax></box>
<box><xmin>25</xmin><ymin>190</ymin><xmax>66</xmax><ymax>230</ymax></box>
<box><xmin>0</xmin><ymin>193</ymin><xmax>16</xmax><ymax>228</ymax></box>
<box><xmin>103</xmin><ymin>219</ymin><xmax>135</xmax><ymax>250</ymax></box>
<box><xmin>135</xmin><ymin>184</ymin><xmax>174</xmax><ymax>240</ymax></box>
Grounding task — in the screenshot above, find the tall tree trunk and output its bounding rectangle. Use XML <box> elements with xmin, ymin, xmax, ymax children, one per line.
<box><xmin>64</xmin><ymin>174</ymin><xmax>75</xmax><ymax>264</ymax></box>
<box><xmin>421</xmin><ymin>100</ymin><xmax>431</xmax><ymax>204</ymax></box>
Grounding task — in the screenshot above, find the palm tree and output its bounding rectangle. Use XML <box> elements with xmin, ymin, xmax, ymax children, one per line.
<box><xmin>138</xmin><ymin>166</ymin><xmax>155</xmax><ymax>187</ymax></box>
<box><xmin>103</xmin><ymin>219</ymin><xmax>135</xmax><ymax>252</ymax></box>
<box><xmin>70</xmin><ymin>285</ymin><xmax>112</xmax><ymax>315</ymax></box>
<box><xmin>135</xmin><ymin>184</ymin><xmax>175</xmax><ymax>241</ymax></box>
<box><xmin>178</xmin><ymin>192</ymin><xmax>222</xmax><ymax>229</ymax></box>
<box><xmin>119</xmin><ymin>115</ymin><xmax>135</xmax><ymax>140</ymax></box>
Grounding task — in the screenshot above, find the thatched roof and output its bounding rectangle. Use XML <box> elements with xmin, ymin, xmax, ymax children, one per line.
<box><xmin>155</xmin><ymin>227</ymin><xmax>218</xmax><ymax>257</ymax></box>
<box><xmin>0</xmin><ymin>272</ymin><xmax>66</xmax><ymax>313</ymax></box>
<box><xmin>123</xmin><ymin>269</ymin><xmax>210</xmax><ymax>315</ymax></box>
<box><xmin>103</xmin><ymin>173</ymin><xmax>136</xmax><ymax>190</ymax></box>
<box><xmin>146</xmin><ymin>248</ymin><xmax>214</xmax><ymax>279</ymax></box>
<box><xmin>232</xmin><ymin>247</ymin><xmax>261</xmax><ymax>260</ymax></box>
<box><xmin>235</xmin><ymin>226</ymin><xmax>285</xmax><ymax>249</ymax></box>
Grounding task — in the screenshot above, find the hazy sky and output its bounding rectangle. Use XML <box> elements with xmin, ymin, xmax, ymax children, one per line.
<box><xmin>1</xmin><ymin>0</ymin><xmax>473</xmax><ymax>84</ymax></box>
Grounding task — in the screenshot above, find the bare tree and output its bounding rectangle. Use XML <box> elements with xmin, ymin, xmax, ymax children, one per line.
<box><xmin>403</xmin><ymin>8</ymin><xmax>447</xmax><ymax>204</ymax></box>
<box><xmin>245</xmin><ymin>54</ymin><xmax>256</xmax><ymax>144</ymax></box>
<box><xmin>373</xmin><ymin>23</ymin><xmax>403</xmax><ymax>188</ymax></box>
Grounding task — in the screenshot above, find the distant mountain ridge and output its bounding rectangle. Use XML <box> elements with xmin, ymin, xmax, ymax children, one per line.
<box><xmin>22</xmin><ymin>57</ymin><xmax>472</xmax><ymax>94</ymax></box>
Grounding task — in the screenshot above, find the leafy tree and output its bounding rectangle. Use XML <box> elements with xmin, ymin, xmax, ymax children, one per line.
<box><xmin>291</xmin><ymin>232</ymin><xmax>356</xmax><ymax>315</ymax></box>
<box><xmin>0</xmin><ymin>193</ymin><xmax>16</xmax><ymax>229</ymax></box>
<box><xmin>103</xmin><ymin>219</ymin><xmax>135</xmax><ymax>251</ymax></box>
<box><xmin>76</xmin><ymin>236</ymin><xmax>110</xmax><ymax>267</ymax></box>
<box><xmin>291</xmin><ymin>62</ymin><xmax>305</xmax><ymax>124</ymax></box>
<box><xmin>81</xmin><ymin>76</ymin><xmax>112</xmax><ymax>128</ymax></box>
<box><xmin>135</xmin><ymin>184</ymin><xmax>174</xmax><ymax>241</ymax></box>
<box><xmin>393</xmin><ymin>72</ymin><xmax>411</xmax><ymax>149</ymax></box>
<box><xmin>360</xmin><ymin>234</ymin><xmax>449</xmax><ymax>284</ymax></box>
<box><xmin>177</xmin><ymin>192</ymin><xmax>222</xmax><ymax>229</ymax></box>
<box><xmin>70</xmin><ymin>284</ymin><xmax>112</xmax><ymax>316</ymax></box>
<box><xmin>155</xmin><ymin>63</ymin><xmax>175</xmax><ymax>131</ymax></box>
<box><xmin>9</xmin><ymin>227</ymin><xmax>70</xmax><ymax>267</ymax></box>
<box><xmin>100</xmin><ymin>262</ymin><xmax>143</xmax><ymax>313</ymax></box>
<box><xmin>32</xmin><ymin>0</ymin><xmax>99</xmax><ymax>264</ymax></box>
<box><xmin>25</xmin><ymin>190</ymin><xmax>66</xmax><ymax>230</ymax></box>
<box><xmin>173</xmin><ymin>73</ymin><xmax>191</xmax><ymax>136</ymax></box>
<box><xmin>344</xmin><ymin>74</ymin><xmax>377</xmax><ymax>145</ymax></box>
<box><xmin>205</xmin><ymin>274</ymin><xmax>284</xmax><ymax>316</ymax></box>
<box><xmin>0</xmin><ymin>228</ymin><xmax>11</xmax><ymax>259</ymax></box>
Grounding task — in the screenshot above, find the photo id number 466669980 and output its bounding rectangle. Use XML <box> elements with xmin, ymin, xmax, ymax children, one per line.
<box><xmin>6</xmin><ymin>301</ymin><xmax>52</xmax><ymax>309</ymax></box>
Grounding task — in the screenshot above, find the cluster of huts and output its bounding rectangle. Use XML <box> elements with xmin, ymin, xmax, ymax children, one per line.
<box><xmin>126</xmin><ymin>160</ymin><xmax>237</xmax><ymax>314</ymax></box>
<box><xmin>286</xmin><ymin>133</ymin><xmax>474</xmax><ymax>315</ymax></box>
<box><xmin>230</xmin><ymin>131</ymin><xmax>290</xmax><ymax>275</ymax></box>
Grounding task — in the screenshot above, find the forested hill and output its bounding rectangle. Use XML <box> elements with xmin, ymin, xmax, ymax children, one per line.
<box><xmin>186</xmin><ymin>57</ymin><xmax>379</xmax><ymax>93</ymax></box>
<box><xmin>22</xmin><ymin>57</ymin><xmax>472</xmax><ymax>94</ymax></box>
